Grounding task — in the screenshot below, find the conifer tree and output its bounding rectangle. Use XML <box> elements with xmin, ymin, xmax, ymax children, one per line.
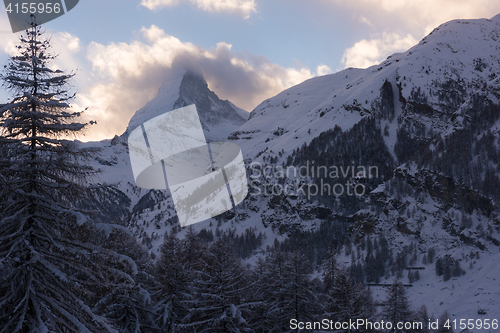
<box><xmin>0</xmin><ymin>16</ymin><xmax>135</xmax><ymax>332</ymax></box>
<box><xmin>321</xmin><ymin>248</ymin><xmax>338</xmax><ymax>293</ymax></box>
<box><xmin>155</xmin><ymin>231</ymin><xmax>191</xmax><ymax>332</ymax></box>
<box><xmin>252</xmin><ymin>250</ymin><xmax>291</xmax><ymax>332</ymax></box>
<box><xmin>251</xmin><ymin>250</ymin><xmax>318</xmax><ymax>332</ymax></box>
<box><xmin>414</xmin><ymin>305</ymin><xmax>432</xmax><ymax>333</ymax></box>
<box><xmin>287</xmin><ymin>251</ymin><xmax>319</xmax><ymax>324</ymax></box>
<box><xmin>93</xmin><ymin>230</ymin><xmax>159</xmax><ymax>333</ymax></box>
<box><xmin>436</xmin><ymin>311</ymin><xmax>454</xmax><ymax>333</ymax></box>
<box><xmin>246</xmin><ymin>256</ymin><xmax>269</xmax><ymax>332</ymax></box>
<box><xmin>183</xmin><ymin>238</ymin><xmax>252</xmax><ymax>332</ymax></box>
<box><xmin>326</xmin><ymin>267</ymin><xmax>375</xmax><ymax>332</ymax></box>
<box><xmin>383</xmin><ymin>280</ymin><xmax>414</xmax><ymax>333</ymax></box>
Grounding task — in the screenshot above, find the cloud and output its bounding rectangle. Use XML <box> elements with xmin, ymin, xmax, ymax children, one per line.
<box><xmin>341</xmin><ymin>32</ymin><xmax>417</xmax><ymax>68</ymax></box>
<box><xmin>3</xmin><ymin>23</ymin><xmax>317</xmax><ymax>141</ymax></box>
<box><xmin>76</xmin><ymin>25</ymin><xmax>321</xmax><ymax>141</ymax></box>
<box><xmin>56</xmin><ymin>32</ymin><xmax>81</xmax><ymax>52</ymax></box>
<box><xmin>316</xmin><ymin>64</ymin><xmax>332</xmax><ymax>76</ymax></box>
<box><xmin>191</xmin><ymin>0</ymin><xmax>257</xmax><ymax>18</ymax></box>
<box><xmin>352</xmin><ymin>13</ymin><xmax>373</xmax><ymax>28</ymax></box>
<box><xmin>140</xmin><ymin>0</ymin><xmax>256</xmax><ymax>18</ymax></box>
<box><xmin>0</xmin><ymin>16</ymin><xmax>20</xmax><ymax>56</ymax></box>
<box><xmin>331</xmin><ymin>0</ymin><xmax>500</xmax><ymax>69</ymax></box>
<box><xmin>337</xmin><ymin>0</ymin><xmax>500</xmax><ymax>69</ymax></box>
<box><xmin>329</xmin><ymin>0</ymin><xmax>500</xmax><ymax>35</ymax></box>
<box><xmin>141</xmin><ymin>0</ymin><xmax>179</xmax><ymax>10</ymax></box>
<box><xmin>48</xmin><ymin>32</ymin><xmax>83</xmax><ymax>75</ymax></box>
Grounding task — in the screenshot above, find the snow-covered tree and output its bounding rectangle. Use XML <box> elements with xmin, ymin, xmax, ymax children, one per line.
<box><xmin>155</xmin><ymin>231</ymin><xmax>191</xmax><ymax>332</ymax></box>
<box><xmin>93</xmin><ymin>230</ymin><xmax>159</xmax><ymax>333</ymax></box>
<box><xmin>325</xmin><ymin>267</ymin><xmax>375</xmax><ymax>332</ymax></box>
<box><xmin>0</xmin><ymin>17</ymin><xmax>135</xmax><ymax>332</ymax></box>
<box><xmin>383</xmin><ymin>280</ymin><xmax>414</xmax><ymax>333</ymax></box>
<box><xmin>286</xmin><ymin>251</ymin><xmax>319</xmax><ymax>324</ymax></box>
<box><xmin>414</xmin><ymin>305</ymin><xmax>432</xmax><ymax>333</ymax></box>
<box><xmin>436</xmin><ymin>311</ymin><xmax>454</xmax><ymax>333</ymax></box>
<box><xmin>245</xmin><ymin>256</ymin><xmax>269</xmax><ymax>332</ymax></box>
<box><xmin>183</xmin><ymin>238</ymin><xmax>252</xmax><ymax>332</ymax></box>
<box><xmin>321</xmin><ymin>248</ymin><xmax>338</xmax><ymax>293</ymax></box>
<box><xmin>94</xmin><ymin>282</ymin><xmax>158</xmax><ymax>333</ymax></box>
<box><xmin>253</xmin><ymin>250</ymin><xmax>291</xmax><ymax>332</ymax></box>
<box><xmin>250</xmin><ymin>250</ymin><xmax>318</xmax><ymax>332</ymax></box>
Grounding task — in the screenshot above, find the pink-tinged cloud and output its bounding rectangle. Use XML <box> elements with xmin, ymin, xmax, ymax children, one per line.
<box><xmin>76</xmin><ymin>25</ymin><xmax>323</xmax><ymax>141</ymax></box>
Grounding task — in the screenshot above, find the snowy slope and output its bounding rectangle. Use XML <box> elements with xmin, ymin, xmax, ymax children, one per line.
<box><xmin>345</xmin><ymin>163</ymin><xmax>500</xmax><ymax>323</ymax></box>
<box><xmin>226</xmin><ymin>14</ymin><xmax>500</xmax><ymax>323</ymax></box>
<box><xmin>88</xmin><ymin>14</ymin><xmax>500</xmax><ymax>324</ymax></box>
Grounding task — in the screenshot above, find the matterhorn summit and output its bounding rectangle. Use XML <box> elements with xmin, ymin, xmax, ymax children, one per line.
<box><xmin>127</xmin><ymin>67</ymin><xmax>248</xmax><ymax>142</ymax></box>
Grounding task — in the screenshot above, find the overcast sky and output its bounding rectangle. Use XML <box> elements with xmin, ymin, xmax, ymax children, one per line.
<box><xmin>1</xmin><ymin>0</ymin><xmax>500</xmax><ymax>141</ymax></box>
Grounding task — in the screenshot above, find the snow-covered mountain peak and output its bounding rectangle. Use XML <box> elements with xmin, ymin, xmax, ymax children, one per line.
<box><xmin>127</xmin><ymin>67</ymin><xmax>186</xmax><ymax>133</ymax></box>
<box><xmin>491</xmin><ymin>13</ymin><xmax>500</xmax><ymax>22</ymax></box>
<box><xmin>126</xmin><ymin>67</ymin><xmax>248</xmax><ymax>141</ymax></box>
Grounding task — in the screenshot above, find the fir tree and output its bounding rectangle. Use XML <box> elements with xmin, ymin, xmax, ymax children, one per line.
<box><xmin>245</xmin><ymin>256</ymin><xmax>269</xmax><ymax>332</ymax></box>
<box><xmin>326</xmin><ymin>267</ymin><xmax>375</xmax><ymax>332</ymax></box>
<box><xmin>414</xmin><ymin>305</ymin><xmax>432</xmax><ymax>333</ymax></box>
<box><xmin>321</xmin><ymin>248</ymin><xmax>338</xmax><ymax>293</ymax></box>
<box><xmin>155</xmin><ymin>231</ymin><xmax>191</xmax><ymax>333</ymax></box>
<box><xmin>183</xmin><ymin>239</ymin><xmax>252</xmax><ymax>332</ymax></box>
<box><xmin>436</xmin><ymin>311</ymin><xmax>454</xmax><ymax>333</ymax></box>
<box><xmin>92</xmin><ymin>230</ymin><xmax>159</xmax><ymax>333</ymax></box>
<box><xmin>0</xmin><ymin>17</ymin><xmax>135</xmax><ymax>332</ymax></box>
<box><xmin>383</xmin><ymin>280</ymin><xmax>414</xmax><ymax>333</ymax></box>
<box><xmin>252</xmin><ymin>250</ymin><xmax>294</xmax><ymax>332</ymax></box>
<box><xmin>287</xmin><ymin>251</ymin><xmax>319</xmax><ymax>324</ymax></box>
<box><xmin>251</xmin><ymin>250</ymin><xmax>318</xmax><ymax>332</ymax></box>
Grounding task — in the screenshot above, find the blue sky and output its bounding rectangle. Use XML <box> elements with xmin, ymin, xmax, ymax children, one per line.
<box><xmin>45</xmin><ymin>0</ymin><xmax>356</xmax><ymax>71</ymax></box>
<box><xmin>1</xmin><ymin>0</ymin><xmax>500</xmax><ymax>140</ymax></box>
